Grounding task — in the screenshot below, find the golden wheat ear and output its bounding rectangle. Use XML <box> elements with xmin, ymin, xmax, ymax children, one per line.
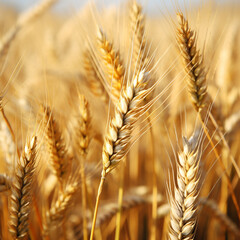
<box><xmin>9</xmin><ymin>136</ymin><xmax>37</xmax><ymax>239</ymax></box>
<box><xmin>43</xmin><ymin>181</ymin><xmax>79</xmax><ymax>236</ymax></box>
<box><xmin>73</xmin><ymin>94</ymin><xmax>90</xmax><ymax>156</ymax></box>
<box><xmin>130</xmin><ymin>0</ymin><xmax>153</xmax><ymax>74</ymax></box>
<box><xmin>176</xmin><ymin>13</ymin><xmax>208</xmax><ymax>112</ymax></box>
<box><xmin>97</xmin><ymin>27</ymin><xmax>125</xmax><ymax>101</ymax></box>
<box><xmin>168</xmin><ymin>132</ymin><xmax>201</xmax><ymax>240</ymax></box>
<box><xmin>83</xmin><ymin>48</ymin><xmax>109</xmax><ymax>103</ymax></box>
<box><xmin>41</xmin><ymin>105</ymin><xmax>70</xmax><ymax>190</ymax></box>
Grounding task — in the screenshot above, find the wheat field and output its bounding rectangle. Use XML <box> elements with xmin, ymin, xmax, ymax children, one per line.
<box><xmin>0</xmin><ymin>0</ymin><xmax>239</xmax><ymax>239</ymax></box>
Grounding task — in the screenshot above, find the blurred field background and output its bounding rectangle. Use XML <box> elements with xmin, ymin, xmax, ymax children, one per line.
<box><xmin>0</xmin><ymin>0</ymin><xmax>239</xmax><ymax>239</ymax></box>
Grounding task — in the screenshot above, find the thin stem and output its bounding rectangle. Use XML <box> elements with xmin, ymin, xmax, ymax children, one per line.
<box><xmin>90</xmin><ymin>170</ymin><xmax>106</xmax><ymax>240</ymax></box>
<box><xmin>80</xmin><ymin>158</ymin><xmax>88</xmax><ymax>240</ymax></box>
<box><xmin>115</xmin><ymin>164</ymin><xmax>124</xmax><ymax>240</ymax></box>
<box><xmin>198</xmin><ymin>112</ymin><xmax>240</xmax><ymax>222</ymax></box>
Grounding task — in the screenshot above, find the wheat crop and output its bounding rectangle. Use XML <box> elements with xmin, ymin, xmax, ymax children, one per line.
<box><xmin>0</xmin><ymin>0</ymin><xmax>239</xmax><ymax>239</ymax></box>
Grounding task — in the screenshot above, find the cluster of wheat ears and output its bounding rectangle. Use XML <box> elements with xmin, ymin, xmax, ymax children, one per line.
<box><xmin>0</xmin><ymin>0</ymin><xmax>239</xmax><ymax>239</ymax></box>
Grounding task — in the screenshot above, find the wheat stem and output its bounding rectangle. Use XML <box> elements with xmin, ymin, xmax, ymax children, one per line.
<box><xmin>90</xmin><ymin>170</ymin><xmax>106</xmax><ymax>240</ymax></box>
<box><xmin>115</xmin><ymin>164</ymin><xmax>124</xmax><ymax>240</ymax></box>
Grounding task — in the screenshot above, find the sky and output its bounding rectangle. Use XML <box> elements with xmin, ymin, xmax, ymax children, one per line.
<box><xmin>0</xmin><ymin>0</ymin><xmax>235</xmax><ymax>15</ymax></box>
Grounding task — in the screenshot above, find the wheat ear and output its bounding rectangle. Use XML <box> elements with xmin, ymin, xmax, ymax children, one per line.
<box><xmin>44</xmin><ymin>181</ymin><xmax>78</xmax><ymax>229</ymax></box>
<box><xmin>90</xmin><ymin>69</ymin><xmax>151</xmax><ymax>240</ymax></box>
<box><xmin>97</xmin><ymin>28</ymin><xmax>125</xmax><ymax>100</ymax></box>
<box><xmin>130</xmin><ymin>0</ymin><xmax>152</xmax><ymax>73</ymax></box>
<box><xmin>74</xmin><ymin>95</ymin><xmax>90</xmax><ymax>155</ymax></box>
<box><xmin>42</xmin><ymin>105</ymin><xmax>70</xmax><ymax>189</ymax></box>
<box><xmin>176</xmin><ymin>13</ymin><xmax>207</xmax><ymax>111</ymax></box>
<box><xmin>43</xmin><ymin>181</ymin><xmax>78</xmax><ymax>239</ymax></box>
<box><xmin>83</xmin><ymin>49</ymin><xmax>109</xmax><ymax>103</ymax></box>
<box><xmin>176</xmin><ymin>14</ymin><xmax>223</xmax><ymax>141</ymax></box>
<box><xmin>9</xmin><ymin>136</ymin><xmax>37</xmax><ymax>239</ymax></box>
<box><xmin>168</xmin><ymin>133</ymin><xmax>200</xmax><ymax>240</ymax></box>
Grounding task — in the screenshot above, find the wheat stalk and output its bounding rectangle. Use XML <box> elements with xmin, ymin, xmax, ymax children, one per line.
<box><xmin>168</xmin><ymin>133</ymin><xmax>200</xmax><ymax>240</ymax></box>
<box><xmin>9</xmin><ymin>136</ymin><xmax>37</xmax><ymax>239</ymax></box>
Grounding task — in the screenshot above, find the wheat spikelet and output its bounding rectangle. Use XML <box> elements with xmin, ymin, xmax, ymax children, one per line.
<box><xmin>83</xmin><ymin>49</ymin><xmax>109</xmax><ymax>103</ymax></box>
<box><xmin>9</xmin><ymin>136</ymin><xmax>37</xmax><ymax>239</ymax></box>
<box><xmin>42</xmin><ymin>105</ymin><xmax>70</xmax><ymax>187</ymax></box>
<box><xmin>97</xmin><ymin>28</ymin><xmax>125</xmax><ymax>100</ymax></box>
<box><xmin>130</xmin><ymin>1</ymin><xmax>149</xmax><ymax>73</ymax></box>
<box><xmin>45</xmin><ymin>181</ymin><xmax>78</xmax><ymax>228</ymax></box>
<box><xmin>168</xmin><ymin>133</ymin><xmax>200</xmax><ymax>240</ymax></box>
<box><xmin>0</xmin><ymin>173</ymin><xmax>12</xmax><ymax>192</ymax></box>
<box><xmin>74</xmin><ymin>95</ymin><xmax>90</xmax><ymax>155</ymax></box>
<box><xmin>102</xmin><ymin>69</ymin><xmax>150</xmax><ymax>174</ymax></box>
<box><xmin>176</xmin><ymin>13</ymin><xmax>207</xmax><ymax>112</ymax></box>
<box><xmin>199</xmin><ymin>198</ymin><xmax>240</xmax><ymax>238</ymax></box>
